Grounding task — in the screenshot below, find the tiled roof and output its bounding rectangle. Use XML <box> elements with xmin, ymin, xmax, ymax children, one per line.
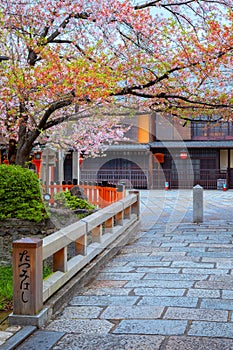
<box><xmin>106</xmin><ymin>143</ymin><xmax>150</xmax><ymax>151</ymax></box>
<box><xmin>149</xmin><ymin>140</ymin><xmax>233</xmax><ymax>148</ymax></box>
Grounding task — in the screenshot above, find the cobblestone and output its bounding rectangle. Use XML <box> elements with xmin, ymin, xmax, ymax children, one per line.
<box><xmin>113</xmin><ymin>319</ymin><xmax>188</xmax><ymax>335</ymax></box>
<box><xmin>188</xmin><ymin>321</ymin><xmax>233</xmax><ymax>338</ymax></box>
<box><xmin>4</xmin><ymin>189</ymin><xmax>233</xmax><ymax>349</ymax></box>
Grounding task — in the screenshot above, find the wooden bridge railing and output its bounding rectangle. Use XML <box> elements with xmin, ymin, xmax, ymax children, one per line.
<box><xmin>43</xmin><ymin>181</ymin><xmax>126</xmax><ymax>208</ymax></box>
<box><xmin>10</xmin><ymin>191</ymin><xmax>140</xmax><ymax>326</ymax></box>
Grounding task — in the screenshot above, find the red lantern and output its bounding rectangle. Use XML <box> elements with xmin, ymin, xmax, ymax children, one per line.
<box><xmin>154</xmin><ymin>153</ymin><xmax>164</xmax><ymax>163</ymax></box>
<box><xmin>32</xmin><ymin>151</ymin><xmax>42</xmax><ymax>177</ymax></box>
<box><xmin>79</xmin><ymin>156</ymin><xmax>83</xmax><ymax>166</ymax></box>
<box><xmin>180</xmin><ymin>150</ymin><xmax>188</xmax><ymax>160</ymax></box>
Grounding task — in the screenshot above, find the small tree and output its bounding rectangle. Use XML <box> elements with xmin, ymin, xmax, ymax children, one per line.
<box><xmin>0</xmin><ymin>165</ymin><xmax>47</xmax><ymax>221</ymax></box>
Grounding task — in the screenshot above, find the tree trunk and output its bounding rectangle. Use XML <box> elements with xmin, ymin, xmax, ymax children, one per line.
<box><xmin>15</xmin><ymin>129</ymin><xmax>39</xmax><ymax>167</ymax></box>
<box><xmin>15</xmin><ymin>140</ymin><xmax>33</xmax><ymax>166</ymax></box>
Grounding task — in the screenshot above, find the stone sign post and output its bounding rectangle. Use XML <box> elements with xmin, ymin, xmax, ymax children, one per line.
<box><xmin>193</xmin><ymin>184</ymin><xmax>203</xmax><ymax>223</ymax></box>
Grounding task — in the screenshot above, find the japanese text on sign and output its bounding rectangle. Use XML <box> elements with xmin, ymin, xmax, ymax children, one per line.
<box><xmin>18</xmin><ymin>250</ymin><xmax>30</xmax><ymax>303</ymax></box>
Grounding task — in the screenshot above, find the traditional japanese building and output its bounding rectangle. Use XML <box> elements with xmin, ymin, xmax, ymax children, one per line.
<box><xmin>32</xmin><ymin>112</ymin><xmax>233</xmax><ymax>190</ymax></box>
<box><xmin>78</xmin><ymin>113</ymin><xmax>233</xmax><ymax>189</ymax></box>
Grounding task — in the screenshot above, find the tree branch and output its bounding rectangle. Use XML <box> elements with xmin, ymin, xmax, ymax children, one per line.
<box><xmin>0</xmin><ymin>55</ymin><xmax>9</xmax><ymax>61</ymax></box>
<box><xmin>38</xmin><ymin>94</ymin><xmax>74</xmax><ymax>131</ymax></box>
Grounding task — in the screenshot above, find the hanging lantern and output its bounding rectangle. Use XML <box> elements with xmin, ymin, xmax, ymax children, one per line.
<box><xmin>180</xmin><ymin>150</ymin><xmax>188</xmax><ymax>160</ymax></box>
<box><xmin>154</xmin><ymin>153</ymin><xmax>164</xmax><ymax>163</ymax></box>
<box><xmin>79</xmin><ymin>156</ymin><xmax>83</xmax><ymax>166</ymax></box>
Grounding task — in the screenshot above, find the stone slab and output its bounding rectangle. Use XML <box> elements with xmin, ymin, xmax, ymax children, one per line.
<box><xmin>138</xmin><ymin>296</ymin><xmax>198</xmax><ymax>308</ymax></box>
<box><xmin>171</xmin><ymin>261</ymin><xmax>214</xmax><ymax>268</ymax></box>
<box><xmin>96</xmin><ymin>272</ymin><xmax>145</xmax><ymax>280</ymax></box>
<box><xmin>0</xmin><ymin>326</ymin><xmax>36</xmax><ymax>350</ymax></box>
<box><xmin>134</xmin><ymin>287</ymin><xmax>185</xmax><ymax>297</ymax></box>
<box><xmin>100</xmin><ymin>305</ymin><xmax>164</xmax><ymax>319</ymax></box>
<box><xmin>164</xmin><ymin>307</ymin><xmax>228</xmax><ymax>322</ymax></box>
<box><xmin>125</xmin><ymin>279</ymin><xmax>195</xmax><ymax>289</ymax></box>
<box><xmin>113</xmin><ymin>319</ymin><xmax>188</xmax><ymax>335</ymax></box>
<box><xmin>78</xmin><ymin>287</ymin><xmax>131</xmax><ymax>296</ymax></box>
<box><xmin>222</xmin><ymin>290</ymin><xmax>233</xmax><ymax>299</ymax></box>
<box><xmin>195</xmin><ymin>280</ymin><xmax>233</xmax><ymax>290</ymax></box>
<box><xmin>99</xmin><ymin>266</ymin><xmax>136</xmax><ymax>273</ymax></box>
<box><xmin>130</xmin><ymin>261</ymin><xmax>171</xmax><ymax>267</ymax></box>
<box><xmin>183</xmin><ymin>268</ymin><xmax>229</xmax><ymax>275</ymax></box>
<box><xmin>69</xmin><ymin>295</ymin><xmax>139</xmax><ymax>306</ymax></box>
<box><xmin>135</xmin><ymin>267</ymin><xmax>181</xmax><ymax>273</ymax></box>
<box><xmin>16</xmin><ymin>330</ymin><xmax>65</xmax><ymax>350</ymax></box>
<box><xmin>201</xmin><ymin>298</ymin><xmax>233</xmax><ymax>311</ymax></box>
<box><xmin>143</xmin><ymin>273</ymin><xmax>208</xmax><ymax>281</ymax></box>
<box><xmin>186</xmin><ymin>288</ymin><xmax>220</xmax><ymax>298</ymax></box>
<box><xmin>59</xmin><ymin>306</ymin><xmax>103</xmax><ymax>319</ymax></box>
<box><xmin>164</xmin><ymin>336</ymin><xmax>233</xmax><ymax>350</ymax></box>
<box><xmin>88</xmin><ymin>280</ymin><xmax>127</xmax><ymax>288</ymax></box>
<box><xmin>52</xmin><ymin>334</ymin><xmax>165</xmax><ymax>350</ymax></box>
<box><xmin>188</xmin><ymin>321</ymin><xmax>233</xmax><ymax>338</ymax></box>
<box><xmin>46</xmin><ymin>319</ymin><xmax>114</xmax><ymax>334</ymax></box>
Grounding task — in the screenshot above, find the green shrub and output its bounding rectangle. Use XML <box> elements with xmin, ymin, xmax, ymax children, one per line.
<box><xmin>54</xmin><ymin>191</ymin><xmax>96</xmax><ymax>211</ymax></box>
<box><xmin>0</xmin><ymin>164</ymin><xmax>47</xmax><ymax>222</ymax></box>
<box><xmin>0</xmin><ymin>265</ymin><xmax>12</xmax><ymax>310</ymax></box>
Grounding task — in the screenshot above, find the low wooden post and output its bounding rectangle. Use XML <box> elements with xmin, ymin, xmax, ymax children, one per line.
<box><xmin>12</xmin><ymin>237</ymin><xmax>43</xmax><ymax>316</ymax></box>
<box><xmin>129</xmin><ymin>190</ymin><xmax>140</xmax><ymax>218</ymax></box>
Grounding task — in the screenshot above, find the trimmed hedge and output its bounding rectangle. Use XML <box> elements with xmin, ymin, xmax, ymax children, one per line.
<box><xmin>54</xmin><ymin>190</ymin><xmax>96</xmax><ymax>211</ymax></box>
<box><xmin>0</xmin><ymin>164</ymin><xmax>47</xmax><ymax>222</ymax></box>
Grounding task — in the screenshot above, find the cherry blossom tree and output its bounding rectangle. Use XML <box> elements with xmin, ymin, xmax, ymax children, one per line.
<box><xmin>0</xmin><ymin>0</ymin><xmax>233</xmax><ymax>165</ymax></box>
<box><xmin>124</xmin><ymin>0</ymin><xmax>233</xmax><ymax>123</ymax></box>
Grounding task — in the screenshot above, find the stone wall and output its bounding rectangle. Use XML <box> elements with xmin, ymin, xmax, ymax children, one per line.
<box><xmin>0</xmin><ymin>219</ymin><xmax>56</xmax><ymax>265</ymax></box>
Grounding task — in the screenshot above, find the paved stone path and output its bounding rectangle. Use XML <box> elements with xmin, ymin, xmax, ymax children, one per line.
<box><xmin>14</xmin><ymin>190</ymin><xmax>233</xmax><ymax>349</ymax></box>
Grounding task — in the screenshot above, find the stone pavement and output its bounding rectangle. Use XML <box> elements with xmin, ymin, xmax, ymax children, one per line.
<box><xmin>6</xmin><ymin>190</ymin><xmax>233</xmax><ymax>349</ymax></box>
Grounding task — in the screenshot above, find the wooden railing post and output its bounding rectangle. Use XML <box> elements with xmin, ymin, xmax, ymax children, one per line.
<box><xmin>12</xmin><ymin>237</ymin><xmax>43</xmax><ymax>316</ymax></box>
<box><xmin>105</xmin><ymin>217</ymin><xmax>114</xmax><ymax>233</ymax></box>
<box><xmin>129</xmin><ymin>190</ymin><xmax>140</xmax><ymax>218</ymax></box>
<box><xmin>75</xmin><ymin>235</ymin><xmax>87</xmax><ymax>256</ymax></box>
<box><xmin>92</xmin><ymin>225</ymin><xmax>103</xmax><ymax>243</ymax></box>
<box><xmin>124</xmin><ymin>206</ymin><xmax>131</xmax><ymax>219</ymax></box>
<box><xmin>115</xmin><ymin>211</ymin><xmax>124</xmax><ymax>226</ymax></box>
<box><xmin>53</xmin><ymin>247</ymin><xmax>68</xmax><ymax>272</ymax></box>
<box><xmin>116</xmin><ymin>184</ymin><xmax>125</xmax><ymax>201</ymax></box>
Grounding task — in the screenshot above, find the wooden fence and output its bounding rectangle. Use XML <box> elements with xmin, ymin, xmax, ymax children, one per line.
<box><xmin>43</xmin><ymin>182</ymin><xmax>126</xmax><ymax>208</ymax></box>
<box><xmin>9</xmin><ymin>191</ymin><xmax>140</xmax><ymax>326</ymax></box>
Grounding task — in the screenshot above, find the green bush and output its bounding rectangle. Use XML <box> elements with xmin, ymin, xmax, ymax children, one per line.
<box><xmin>54</xmin><ymin>190</ymin><xmax>96</xmax><ymax>211</ymax></box>
<box><xmin>0</xmin><ymin>265</ymin><xmax>12</xmax><ymax>310</ymax></box>
<box><xmin>0</xmin><ymin>164</ymin><xmax>47</xmax><ymax>222</ymax></box>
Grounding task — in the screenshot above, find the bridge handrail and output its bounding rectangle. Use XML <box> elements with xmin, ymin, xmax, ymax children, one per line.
<box><xmin>11</xmin><ymin>191</ymin><xmax>140</xmax><ymax>325</ymax></box>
